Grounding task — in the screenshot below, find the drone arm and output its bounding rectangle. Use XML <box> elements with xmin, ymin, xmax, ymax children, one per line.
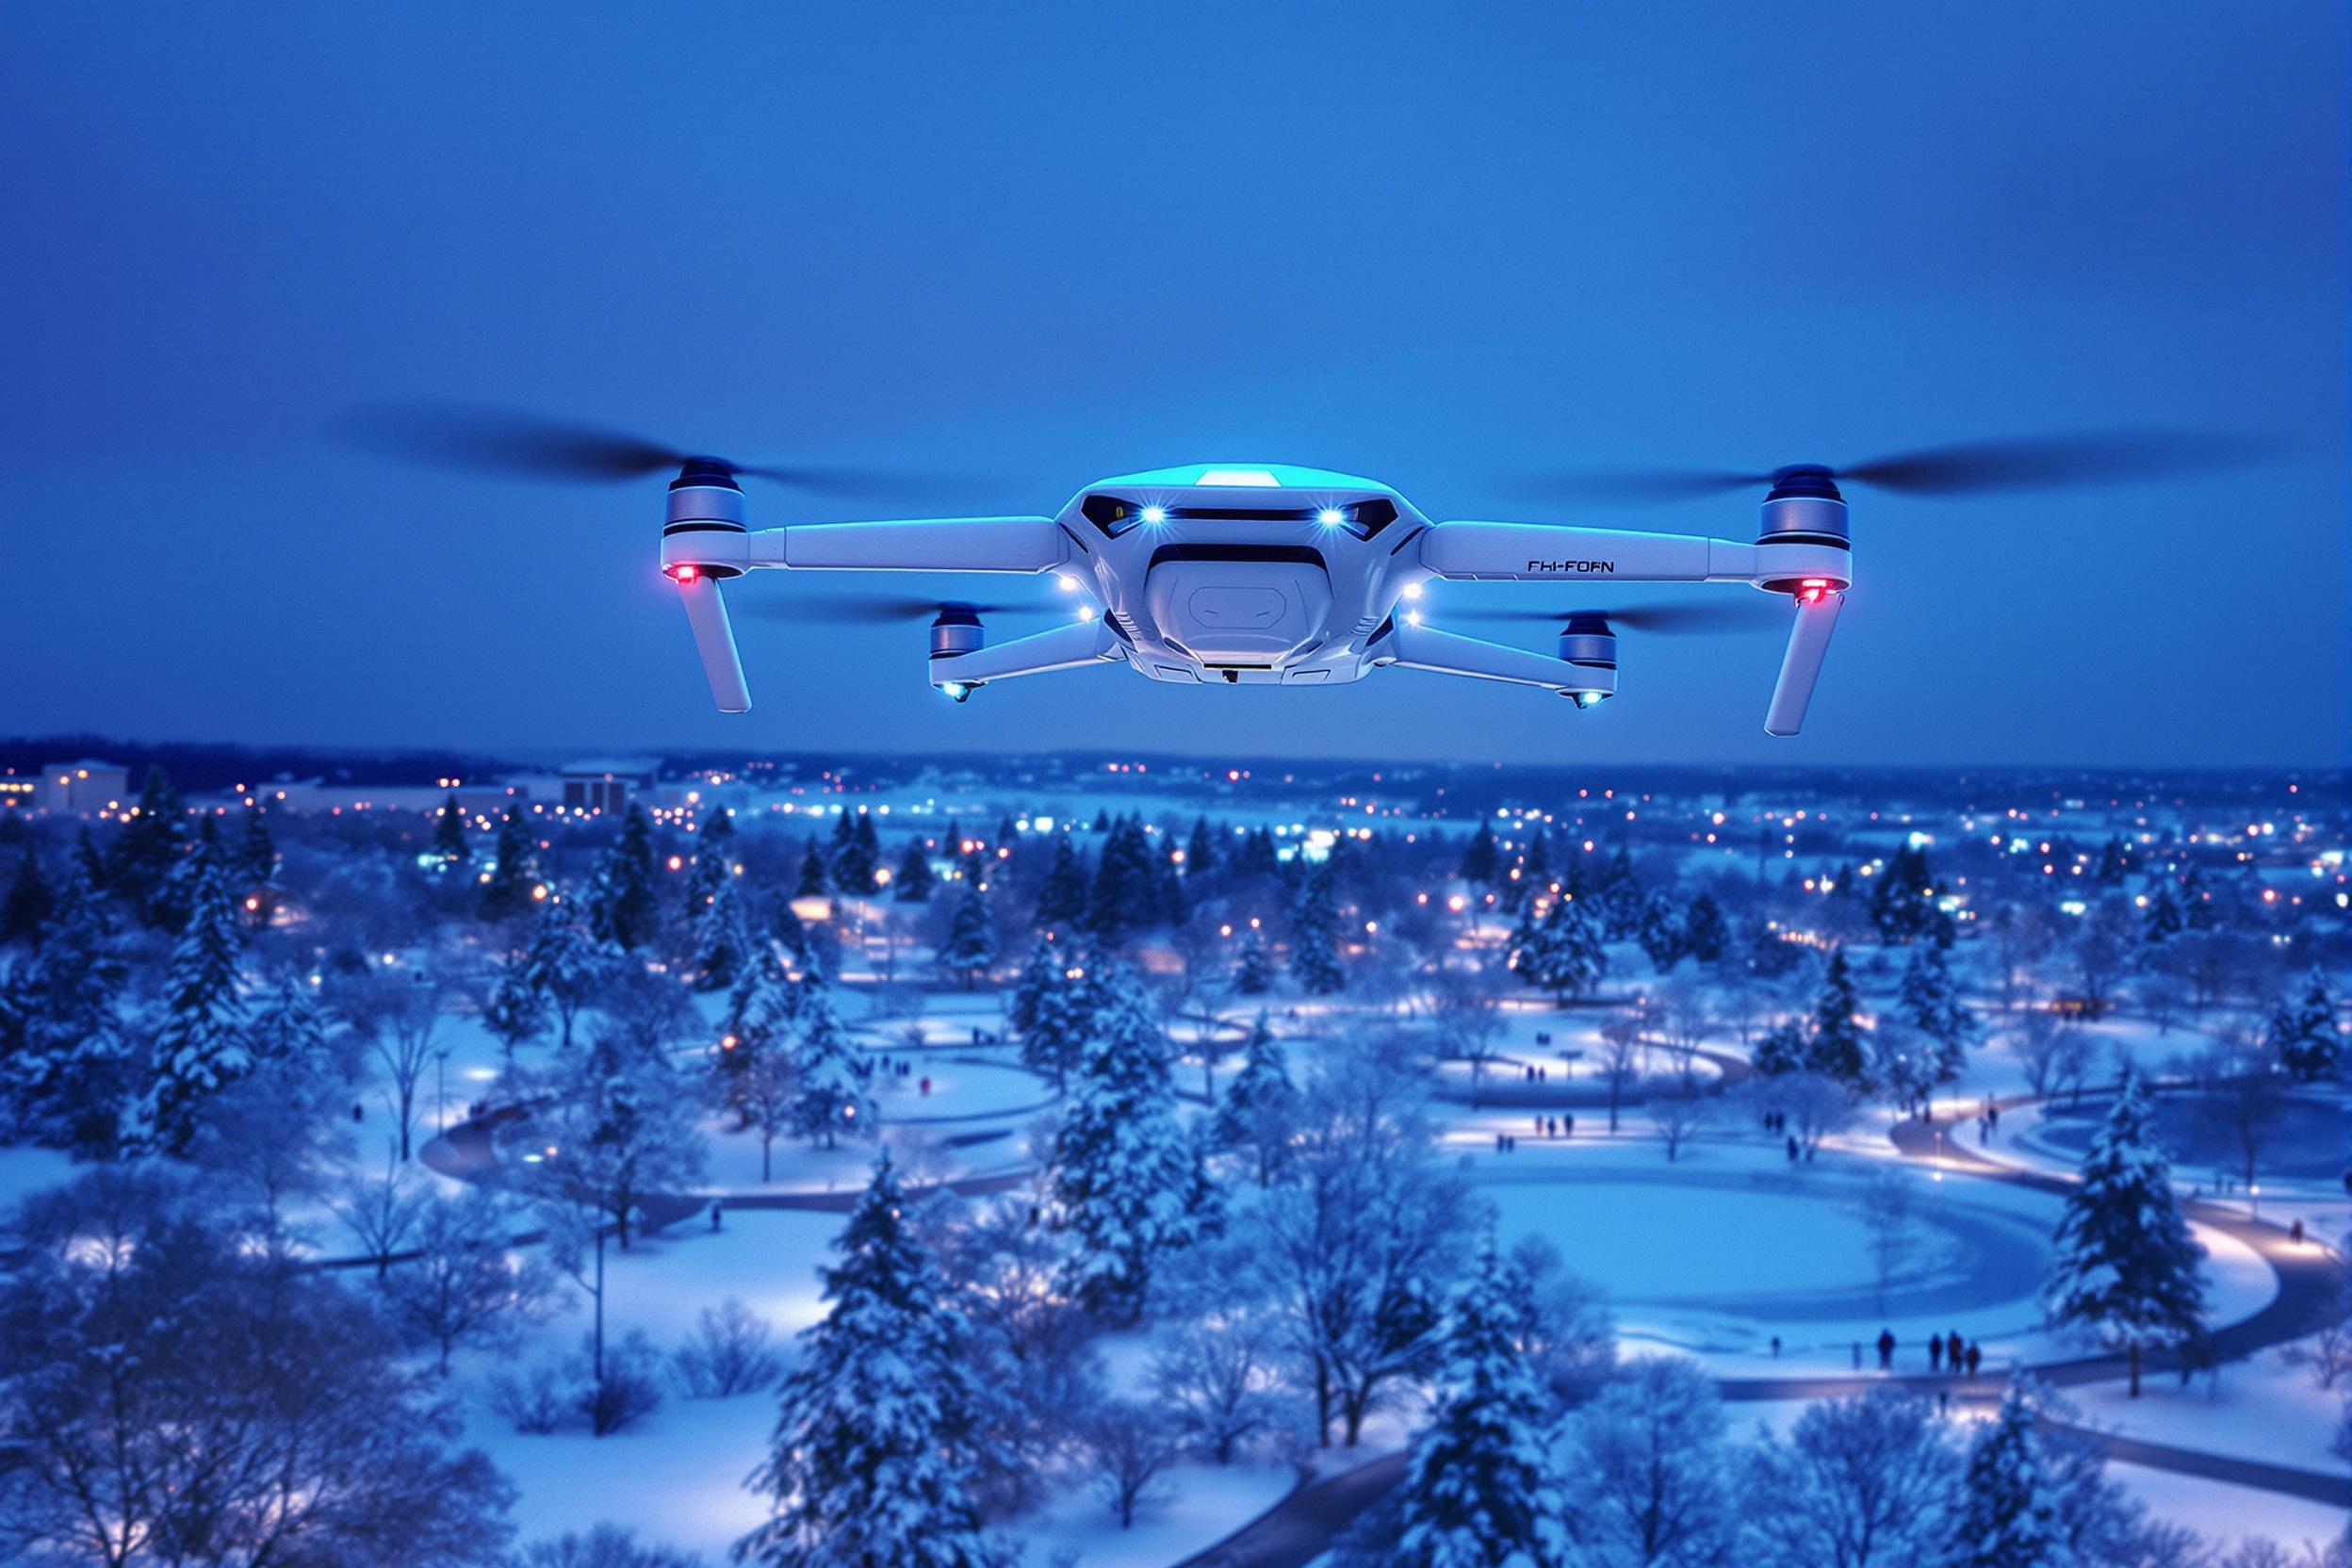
<box><xmin>1418</xmin><ymin>522</ymin><xmax>1757</xmax><ymax>582</ymax></box>
<box><xmin>1379</xmin><ymin>620</ymin><xmax>1614</xmax><ymax>697</ymax></box>
<box><xmin>1764</xmin><ymin>590</ymin><xmax>1843</xmax><ymax>737</ymax></box>
<box><xmin>928</xmin><ymin>619</ymin><xmax>1122</xmax><ymax>687</ymax></box>
<box><xmin>752</xmin><ymin>516</ymin><xmax>1069</xmax><ymax>573</ymax></box>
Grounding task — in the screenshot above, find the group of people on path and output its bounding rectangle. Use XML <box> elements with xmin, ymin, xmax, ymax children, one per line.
<box><xmin>1864</xmin><ymin>1327</ymin><xmax>1984</xmax><ymax>1378</ymax></box>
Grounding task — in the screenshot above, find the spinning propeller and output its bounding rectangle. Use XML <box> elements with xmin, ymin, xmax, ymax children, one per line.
<box><xmin>1538</xmin><ymin>428</ymin><xmax>2274</xmax><ymax>504</ymax></box>
<box><xmin>335</xmin><ymin>401</ymin><xmax>972</xmax><ymax>500</ymax></box>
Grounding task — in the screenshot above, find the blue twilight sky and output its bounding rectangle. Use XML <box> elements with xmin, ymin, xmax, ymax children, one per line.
<box><xmin>3</xmin><ymin>3</ymin><xmax>2344</xmax><ymax>769</ymax></box>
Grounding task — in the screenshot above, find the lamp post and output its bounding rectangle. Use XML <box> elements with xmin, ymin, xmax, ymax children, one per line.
<box><xmin>435</xmin><ymin>1046</ymin><xmax>450</xmax><ymax>1134</ymax></box>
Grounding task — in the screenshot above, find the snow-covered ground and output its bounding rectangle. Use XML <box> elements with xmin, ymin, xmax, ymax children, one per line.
<box><xmin>2068</xmin><ymin>1345</ymin><xmax>2348</xmax><ymax>1476</ymax></box>
<box><xmin>447</xmin><ymin>1205</ymin><xmax>1297</xmax><ymax>1565</ymax></box>
<box><xmin>2109</xmin><ymin>1467</ymin><xmax>2347</xmax><ymax>1559</ymax></box>
<box><xmin>1460</xmin><ymin>1121</ymin><xmax>2278</xmax><ymax>1375</ymax></box>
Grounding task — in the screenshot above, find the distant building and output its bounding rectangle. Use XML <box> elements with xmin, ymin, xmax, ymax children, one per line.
<box><xmin>562</xmin><ymin>759</ymin><xmax>660</xmax><ymax>817</ymax></box>
<box><xmin>39</xmin><ymin>760</ymin><xmax>130</xmax><ymax>816</ymax></box>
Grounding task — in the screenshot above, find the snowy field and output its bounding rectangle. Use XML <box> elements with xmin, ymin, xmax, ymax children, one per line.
<box><xmin>1460</xmin><ymin>1124</ymin><xmax>2278</xmax><ymax>1374</ymax></box>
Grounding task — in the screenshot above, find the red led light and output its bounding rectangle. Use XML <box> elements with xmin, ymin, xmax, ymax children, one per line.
<box><xmin>673</xmin><ymin>565</ymin><xmax>698</xmax><ymax>583</ymax></box>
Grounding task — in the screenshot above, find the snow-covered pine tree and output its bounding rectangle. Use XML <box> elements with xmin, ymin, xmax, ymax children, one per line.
<box><xmin>829</xmin><ymin>810</ymin><xmax>879</xmax><ymax>894</ymax></box>
<box><xmin>72</xmin><ymin>828</ymin><xmax>108</xmax><ymax>896</ymax></box>
<box><xmin>1949</xmin><ymin>1386</ymin><xmax>2073</xmax><ymax>1568</ymax></box>
<box><xmin>1596</xmin><ymin>844</ymin><xmax>1644</xmax><ymax>940</ymax></box>
<box><xmin>854</xmin><ymin>815</ymin><xmax>881</xmax><ymax>888</ymax></box>
<box><xmin>739</xmin><ymin>1157</ymin><xmax>1007</xmax><ymax>1568</ymax></box>
<box><xmin>1016</xmin><ymin>942</ymin><xmax>1089</xmax><ymax>1090</ymax></box>
<box><xmin>245</xmin><ymin>970</ymin><xmax>328</xmax><ymax>1078</ymax></box>
<box><xmin>481</xmin><ymin>953</ymin><xmax>547</xmax><ymax>1059</ymax></box>
<box><xmin>826</xmin><ymin>809</ymin><xmax>858</xmax><ymax>888</ymax></box>
<box><xmin>479</xmin><ymin>808</ymin><xmax>534</xmax><ymax>923</ymax></box>
<box><xmin>1524</xmin><ymin>827</ymin><xmax>1553</xmax><ymax>889</ymax></box>
<box><xmin>0</xmin><ymin>862</ymin><xmax>130</xmax><ymax>1152</ymax></box>
<box><xmin>586</xmin><ymin>806</ymin><xmax>659</xmax><ymax>951</ymax></box>
<box><xmin>240</xmin><ymin>969</ymin><xmax>337</xmax><ymax>1120</ymax></box>
<box><xmin>2267</xmin><ymin>968</ymin><xmax>2339</xmax><ymax>1081</ymax></box>
<box><xmin>1681</xmin><ymin>890</ymin><xmax>1729</xmax><ymax>965</ymax></box>
<box><xmin>1053</xmin><ymin>962</ymin><xmax>1215</xmax><ymax>1316</ymax></box>
<box><xmin>1458</xmin><ymin>824</ymin><xmax>1500</xmax><ymax>886</ymax></box>
<box><xmin>0</xmin><ymin>845</ymin><xmax>53</xmax><ymax>946</ymax></box>
<box><xmin>1900</xmin><ymin>941</ymin><xmax>1978</xmax><ymax>1083</ymax></box>
<box><xmin>1233</xmin><ymin>928</ymin><xmax>1274</xmax><ymax>995</ymax></box>
<box><xmin>1806</xmin><ymin>949</ymin><xmax>1869</xmax><ymax>1082</ymax></box>
<box><xmin>1212</xmin><ymin>1011</ymin><xmax>1297</xmax><ymax>1184</ymax></box>
<box><xmin>689</xmin><ymin>873</ymin><xmax>754</xmax><ymax>992</ymax></box>
<box><xmin>1035</xmin><ymin>834</ymin><xmax>1089</xmax><ymax>929</ymax></box>
<box><xmin>525</xmin><ymin>905</ymin><xmax>609</xmax><ymax>1049</ymax></box>
<box><xmin>1086</xmin><ymin>818</ymin><xmax>1156</xmax><ymax>946</ymax></box>
<box><xmin>107</xmin><ymin>766</ymin><xmax>187</xmax><ymax>925</ymax></box>
<box><xmin>2139</xmin><ymin>885</ymin><xmax>2182</xmax><ymax>946</ymax></box>
<box><xmin>149</xmin><ymin>814</ymin><xmax>225</xmax><ymax>936</ymax></box>
<box><xmin>1288</xmin><ymin>866</ymin><xmax>1347</xmax><ymax>995</ymax></box>
<box><xmin>794</xmin><ymin>836</ymin><xmax>830</xmax><ymax>898</ymax></box>
<box><xmin>1504</xmin><ymin>890</ymin><xmax>1543</xmax><ymax>974</ymax></box>
<box><xmin>789</xmin><ymin>988</ymin><xmax>874</xmax><ymax>1150</ymax></box>
<box><xmin>1185</xmin><ymin>815</ymin><xmax>1218</xmax><ymax>876</ymax></box>
<box><xmin>679</xmin><ymin>807</ymin><xmax>734</xmax><ymax>917</ymax></box>
<box><xmin>892</xmin><ymin>836</ymin><xmax>937</xmax><ymax>903</ymax></box>
<box><xmin>942</xmin><ymin>881</ymin><xmax>999</xmax><ymax>989</ymax></box>
<box><xmin>1750</xmin><ymin>1020</ymin><xmax>1807</xmax><ymax>1076</ymax></box>
<box><xmin>1008</xmin><ymin>936</ymin><xmax>1062</xmax><ymax>1037</ymax></box>
<box><xmin>2180</xmin><ymin>866</ymin><xmax>2215</xmax><ymax>931</ymax></box>
<box><xmin>1356</xmin><ymin>1251</ymin><xmax>1573</xmax><ymax>1568</ymax></box>
<box><xmin>2043</xmin><ymin>1068</ymin><xmax>2207</xmax><ymax>1396</ymax></box>
<box><xmin>1636</xmin><ymin>890</ymin><xmax>1687</xmax><ymax>971</ymax></box>
<box><xmin>1514</xmin><ymin>894</ymin><xmax>1606</xmax><ymax>1004</ymax></box>
<box><xmin>139</xmin><ymin>862</ymin><xmax>253</xmax><ymax>1155</ymax></box>
<box><xmin>430</xmin><ymin>791</ymin><xmax>471</xmax><ymax>867</ymax></box>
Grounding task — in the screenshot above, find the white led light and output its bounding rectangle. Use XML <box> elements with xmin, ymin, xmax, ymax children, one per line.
<box><xmin>1197</xmin><ymin>468</ymin><xmax>1282</xmax><ymax>487</ymax></box>
<box><xmin>1141</xmin><ymin>505</ymin><xmax>1167</xmax><ymax>524</ymax></box>
<box><xmin>1318</xmin><ymin>508</ymin><xmax>1344</xmax><ymax>526</ymax></box>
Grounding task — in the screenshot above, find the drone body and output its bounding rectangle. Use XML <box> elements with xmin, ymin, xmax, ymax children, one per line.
<box><xmin>657</xmin><ymin>461</ymin><xmax>1855</xmax><ymax>735</ymax></box>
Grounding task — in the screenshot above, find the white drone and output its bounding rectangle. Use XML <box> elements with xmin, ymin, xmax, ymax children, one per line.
<box><xmin>353</xmin><ymin>415</ymin><xmax>2254</xmax><ymax>736</ymax></box>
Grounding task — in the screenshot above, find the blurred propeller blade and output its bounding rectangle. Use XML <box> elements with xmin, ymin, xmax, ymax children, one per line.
<box><xmin>1435</xmin><ymin>597</ymin><xmax>1784</xmax><ymax>634</ymax></box>
<box><xmin>337</xmin><ymin>404</ymin><xmax>693</xmax><ymax>481</ymax></box>
<box><xmin>335</xmin><ymin>400</ymin><xmax>991</xmax><ymax>501</ymax></box>
<box><xmin>1536</xmin><ymin>428</ymin><xmax>2274</xmax><ymax>504</ymax></box>
<box><xmin>1833</xmin><ymin>430</ymin><xmax>2275</xmax><ymax>497</ymax></box>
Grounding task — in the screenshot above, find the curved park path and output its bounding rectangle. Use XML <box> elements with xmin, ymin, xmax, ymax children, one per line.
<box><xmin>420</xmin><ymin>1077</ymin><xmax>2345</xmax><ymax>1566</ymax></box>
<box><xmin>1172</xmin><ymin>1093</ymin><xmax>2347</xmax><ymax>1568</ymax></box>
